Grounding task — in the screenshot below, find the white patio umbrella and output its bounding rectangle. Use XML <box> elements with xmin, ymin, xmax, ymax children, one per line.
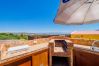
<box><xmin>54</xmin><ymin>0</ymin><xmax>99</xmax><ymax>25</ymax></box>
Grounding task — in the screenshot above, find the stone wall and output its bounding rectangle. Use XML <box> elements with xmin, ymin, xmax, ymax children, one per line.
<box><xmin>0</xmin><ymin>38</ymin><xmax>50</xmax><ymax>52</ymax></box>
<box><xmin>69</xmin><ymin>38</ymin><xmax>95</xmax><ymax>46</ymax></box>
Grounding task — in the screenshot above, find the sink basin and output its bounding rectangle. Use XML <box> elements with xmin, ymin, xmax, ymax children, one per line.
<box><xmin>91</xmin><ymin>40</ymin><xmax>99</xmax><ymax>52</ymax></box>
<box><xmin>7</xmin><ymin>45</ymin><xmax>30</xmax><ymax>53</ymax></box>
<box><xmin>91</xmin><ymin>46</ymin><xmax>99</xmax><ymax>52</ymax></box>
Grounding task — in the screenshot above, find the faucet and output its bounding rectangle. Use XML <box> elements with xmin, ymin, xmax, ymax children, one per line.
<box><xmin>91</xmin><ymin>40</ymin><xmax>99</xmax><ymax>52</ymax></box>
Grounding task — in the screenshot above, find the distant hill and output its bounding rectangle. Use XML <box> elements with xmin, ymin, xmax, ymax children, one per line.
<box><xmin>0</xmin><ymin>32</ymin><xmax>71</xmax><ymax>40</ymax></box>
<box><xmin>0</xmin><ymin>33</ymin><xmax>28</xmax><ymax>40</ymax></box>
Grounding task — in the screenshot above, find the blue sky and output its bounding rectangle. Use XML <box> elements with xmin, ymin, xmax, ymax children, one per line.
<box><xmin>0</xmin><ymin>0</ymin><xmax>99</xmax><ymax>33</ymax></box>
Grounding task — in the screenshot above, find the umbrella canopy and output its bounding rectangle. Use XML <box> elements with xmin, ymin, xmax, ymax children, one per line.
<box><xmin>54</xmin><ymin>0</ymin><xmax>99</xmax><ymax>25</ymax></box>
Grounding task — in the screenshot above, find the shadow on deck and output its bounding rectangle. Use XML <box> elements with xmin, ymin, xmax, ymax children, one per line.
<box><xmin>52</xmin><ymin>56</ymin><xmax>69</xmax><ymax>66</ymax></box>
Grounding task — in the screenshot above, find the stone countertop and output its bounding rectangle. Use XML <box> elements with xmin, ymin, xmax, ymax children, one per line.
<box><xmin>0</xmin><ymin>43</ymin><xmax>48</xmax><ymax>64</ymax></box>
<box><xmin>74</xmin><ymin>44</ymin><xmax>99</xmax><ymax>55</ymax></box>
<box><xmin>74</xmin><ymin>44</ymin><xmax>91</xmax><ymax>50</ymax></box>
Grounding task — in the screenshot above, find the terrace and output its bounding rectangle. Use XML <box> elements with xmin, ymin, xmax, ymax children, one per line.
<box><xmin>0</xmin><ymin>0</ymin><xmax>99</xmax><ymax>66</ymax></box>
<box><xmin>0</xmin><ymin>36</ymin><xmax>99</xmax><ymax>66</ymax></box>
